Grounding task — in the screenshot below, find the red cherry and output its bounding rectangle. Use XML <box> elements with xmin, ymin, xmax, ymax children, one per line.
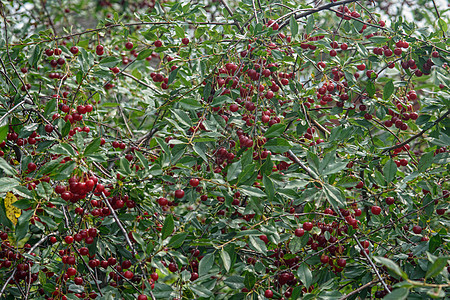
<box><xmin>125</xmin><ymin>42</ymin><xmax>133</xmax><ymax>50</ymax></box>
<box><xmin>64</xmin><ymin>236</ymin><xmax>74</xmax><ymax>244</ymax></box>
<box><xmin>158</xmin><ymin>197</ymin><xmax>168</xmax><ymax>206</ymax></box>
<box><xmin>264</xmin><ymin>289</ymin><xmax>274</xmax><ymax>298</ymax></box>
<box><xmin>181</xmin><ymin>38</ymin><xmax>189</xmax><ymax>45</ymax></box>
<box><xmin>337</xmin><ymin>258</ymin><xmax>347</xmax><ymax>267</ymax></box>
<box><xmin>294</xmin><ymin>228</ymin><xmax>304</xmax><ymax>237</ymax></box>
<box><xmin>155</xmin><ymin>40</ymin><xmax>163</xmax><ymax>47</ymax></box>
<box><xmin>385</xmin><ymin>197</ymin><xmax>395</xmax><ymax>205</ymax></box>
<box><xmin>138</xmin><ymin>295</ymin><xmax>148</xmax><ymax>300</ymax></box>
<box><xmin>371</xmin><ymin>206</ymin><xmax>381</xmax><ymax>215</ymax></box>
<box><xmin>27</xmin><ymin>162</ymin><xmax>37</xmax><ymax>171</ymax></box>
<box><xmin>189</xmin><ymin>178</ymin><xmax>200</xmax><ymax>187</ymax></box>
<box><xmin>303</xmin><ymin>222</ymin><xmax>313</xmax><ymax>231</ymax></box>
<box><xmin>412</xmin><ymin>225</ymin><xmax>422</xmax><ymax>234</ymax></box>
<box><xmin>174</xmin><ymin>189</ymin><xmax>185</xmax><ymax>199</ymax></box>
<box><xmin>70</xmin><ymin>46</ymin><xmax>79</xmax><ymax>54</ymax></box>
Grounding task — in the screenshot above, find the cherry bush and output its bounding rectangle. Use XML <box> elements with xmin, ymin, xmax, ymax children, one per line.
<box><xmin>0</xmin><ymin>0</ymin><xmax>449</xmax><ymax>299</ymax></box>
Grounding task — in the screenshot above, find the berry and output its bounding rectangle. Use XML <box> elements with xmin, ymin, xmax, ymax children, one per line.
<box><xmin>125</xmin><ymin>42</ymin><xmax>133</xmax><ymax>50</ymax></box>
<box><xmin>264</xmin><ymin>289</ymin><xmax>274</xmax><ymax>298</ymax></box>
<box><xmin>155</xmin><ymin>40</ymin><xmax>163</xmax><ymax>47</ymax></box>
<box><xmin>412</xmin><ymin>225</ymin><xmax>422</xmax><ymax>234</ymax></box>
<box><xmin>182</xmin><ymin>37</ymin><xmax>189</xmax><ymax>45</ymax></box>
<box><xmin>174</xmin><ymin>189</ymin><xmax>185</xmax><ymax>199</ymax></box>
<box><xmin>303</xmin><ymin>222</ymin><xmax>313</xmax><ymax>231</ymax></box>
<box><xmin>189</xmin><ymin>178</ymin><xmax>200</xmax><ymax>187</ymax></box>
<box><xmin>371</xmin><ymin>206</ymin><xmax>381</xmax><ymax>215</ymax></box>
<box><xmin>294</xmin><ymin>228</ymin><xmax>305</xmax><ymax>237</ymax></box>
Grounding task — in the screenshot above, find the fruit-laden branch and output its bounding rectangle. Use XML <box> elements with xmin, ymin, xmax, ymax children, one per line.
<box><xmin>382</xmin><ymin>109</ymin><xmax>450</xmax><ymax>154</ymax></box>
<box><xmin>101</xmin><ymin>192</ymin><xmax>137</xmax><ymax>256</ymax></box>
<box><xmin>336</xmin><ymin>209</ymin><xmax>392</xmax><ymax>294</ymax></box>
<box><xmin>279</xmin><ymin>0</ymin><xmax>359</xmax><ymax>30</ymax></box>
<box><xmin>0</xmin><ymin>233</ymin><xmax>56</xmax><ymax>299</ymax></box>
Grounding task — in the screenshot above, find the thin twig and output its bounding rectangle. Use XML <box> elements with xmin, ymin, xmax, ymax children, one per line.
<box><xmin>101</xmin><ymin>192</ymin><xmax>137</xmax><ymax>255</ymax></box>
<box><xmin>339</xmin><ymin>279</ymin><xmax>381</xmax><ymax>300</ymax></box>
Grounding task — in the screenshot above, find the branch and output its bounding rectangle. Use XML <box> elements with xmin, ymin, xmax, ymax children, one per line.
<box><xmin>336</xmin><ymin>209</ymin><xmax>391</xmax><ymax>294</ymax></box>
<box><xmin>339</xmin><ymin>279</ymin><xmax>381</xmax><ymax>300</ymax></box>
<box><xmin>279</xmin><ymin>0</ymin><xmax>359</xmax><ymax>30</ymax></box>
<box><xmin>382</xmin><ymin>109</ymin><xmax>450</xmax><ymax>154</ymax></box>
<box><xmin>101</xmin><ymin>192</ymin><xmax>137</xmax><ymax>256</ymax></box>
<box><xmin>287</xmin><ymin>150</ymin><xmax>319</xmax><ymax>180</ymax></box>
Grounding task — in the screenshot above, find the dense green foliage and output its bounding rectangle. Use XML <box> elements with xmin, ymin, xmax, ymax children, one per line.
<box><xmin>0</xmin><ymin>0</ymin><xmax>449</xmax><ymax>299</ymax></box>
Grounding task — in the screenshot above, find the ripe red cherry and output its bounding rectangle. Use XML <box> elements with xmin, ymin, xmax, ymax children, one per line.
<box><xmin>157</xmin><ymin>197</ymin><xmax>168</xmax><ymax>206</ymax></box>
<box><xmin>181</xmin><ymin>37</ymin><xmax>189</xmax><ymax>45</ymax></box>
<box><xmin>259</xmin><ymin>235</ymin><xmax>269</xmax><ymax>244</ymax></box>
<box><xmin>70</xmin><ymin>46</ymin><xmax>79</xmax><ymax>55</ymax></box>
<box><xmin>64</xmin><ymin>236</ymin><xmax>74</xmax><ymax>244</ymax></box>
<box><xmin>189</xmin><ymin>178</ymin><xmax>200</xmax><ymax>187</ymax></box>
<box><xmin>168</xmin><ymin>263</ymin><xmax>178</xmax><ymax>272</ymax></box>
<box><xmin>294</xmin><ymin>228</ymin><xmax>305</xmax><ymax>237</ymax></box>
<box><xmin>303</xmin><ymin>222</ymin><xmax>313</xmax><ymax>231</ymax></box>
<box><xmin>150</xmin><ymin>272</ymin><xmax>159</xmax><ymax>281</ymax></box>
<box><xmin>67</xmin><ymin>267</ymin><xmax>77</xmax><ymax>277</ymax></box>
<box><xmin>125</xmin><ymin>42</ymin><xmax>133</xmax><ymax>50</ymax></box>
<box><xmin>174</xmin><ymin>189</ymin><xmax>185</xmax><ymax>199</ymax></box>
<box><xmin>320</xmin><ymin>254</ymin><xmax>329</xmax><ymax>264</ymax></box>
<box><xmin>190</xmin><ymin>272</ymin><xmax>199</xmax><ymax>281</ymax></box>
<box><xmin>370</xmin><ymin>206</ymin><xmax>381</xmax><ymax>215</ymax></box>
<box><xmin>155</xmin><ymin>40</ymin><xmax>163</xmax><ymax>47</ymax></box>
<box><xmin>124</xmin><ymin>270</ymin><xmax>134</xmax><ymax>279</ymax></box>
<box><xmin>412</xmin><ymin>225</ymin><xmax>422</xmax><ymax>234</ymax></box>
<box><xmin>138</xmin><ymin>295</ymin><xmax>148</xmax><ymax>300</ymax></box>
<box><xmin>385</xmin><ymin>197</ymin><xmax>395</xmax><ymax>205</ymax></box>
<box><xmin>27</xmin><ymin>162</ymin><xmax>37</xmax><ymax>171</ymax></box>
<box><xmin>337</xmin><ymin>258</ymin><xmax>347</xmax><ymax>268</ymax></box>
<box><xmin>264</xmin><ymin>289</ymin><xmax>274</xmax><ymax>298</ymax></box>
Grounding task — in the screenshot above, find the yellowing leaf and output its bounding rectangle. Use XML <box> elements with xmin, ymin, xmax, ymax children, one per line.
<box><xmin>5</xmin><ymin>192</ymin><xmax>21</xmax><ymax>225</ymax></box>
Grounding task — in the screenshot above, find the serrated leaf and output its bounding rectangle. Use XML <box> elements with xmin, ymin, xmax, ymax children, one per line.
<box><xmin>263</xmin><ymin>174</ymin><xmax>274</xmax><ymax>201</ymax></box>
<box><xmin>374</xmin><ymin>256</ymin><xmax>408</xmax><ymax>279</ymax></box>
<box><xmin>425</xmin><ymin>257</ymin><xmax>448</xmax><ymax>279</ymax></box>
<box><xmin>265</xmin><ymin>123</ymin><xmax>286</xmax><ymax>138</ymax></box>
<box><xmin>290</xmin><ymin>15</ymin><xmax>298</xmax><ymax>37</ymax></box>
<box><xmin>383</xmin><ymin>159</ymin><xmax>397</xmax><ymax>183</ymax></box>
<box><xmin>323</xmin><ymin>184</ymin><xmax>345</xmax><ymax>210</ymax></box>
<box><xmin>265</xmin><ymin>138</ymin><xmax>292</xmax><ymax>153</ymax></box>
<box><xmin>227</xmin><ymin>161</ymin><xmax>241</xmax><ymax>182</ymax></box>
<box><xmin>220</xmin><ymin>249</ymin><xmax>231</xmax><ymax>272</ymax></box>
<box><xmin>367</xmin><ymin>81</ymin><xmax>376</xmax><ymax>97</ymax></box>
<box><xmin>83</xmin><ymin>138</ymin><xmax>101</xmax><ymax>156</ymax></box>
<box><xmin>198</xmin><ymin>253</ymin><xmax>214</xmax><ymax>276</ymax></box>
<box><xmin>15</xmin><ymin>209</ymin><xmax>33</xmax><ymax>242</ymax></box>
<box><xmin>249</xmin><ymin>236</ymin><xmax>267</xmax><ymax>255</ymax></box>
<box><xmin>306</xmin><ymin>15</ymin><xmax>314</xmax><ymax>34</ymax></box>
<box><xmin>0</xmin><ymin>157</ymin><xmax>17</xmax><ymax>176</ymax></box>
<box><xmin>167</xmin><ymin>67</ymin><xmax>178</xmax><ymax>85</ymax></box>
<box><xmin>383</xmin><ymin>80</ymin><xmax>394</xmax><ymax>100</ymax></box>
<box><xmin>136</xmin><ymin>48</ymin><xmax>153</xmax><ymax>60</ymax></box>
<box><xmin>0</xmin><ymin>125</ymin><xmax>8</xmax><ymax>144</ymax></box>
<box><xmin>0</xmin><ymin>177</ymin><xmax>20</xmax><ymax>193</ymax></box>
<box><xmin>167</xmin><ymin>232</ymin><xmax>188</xmax><ymax>248</ymax></box>
<box><xmin>383</xmin><ymin>288</ymin><xmax>409</xmax><ymax>300</ymax></box>
<box><xmin>98</xmin><ymin>56</ymin><xmax>120</xmax><ymax>68</ymax></box>
<box><xmin>161</xmin><ymin>214</ymin><xmax>174</xmax><ymax>240</ymax></box>
<box><xmin>298</xmin><ymin>263</ymin><xmax>312</xmax><ymax>287</ymax></box>
<box><xmin>240</xmin><ymin>186</ymin><xmax>266</xmax><ymax>197</ymax></box>
<box><xmin>418</xmin><ymin>151</ymin><xmax>434</xmax><ymax>173</ymax></box>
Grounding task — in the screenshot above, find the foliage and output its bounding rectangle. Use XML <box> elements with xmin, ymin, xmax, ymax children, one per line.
<box><xmin>0</xmin><ymin>0</ymin><xmax>449</xmax><ymax>299</ymax></box>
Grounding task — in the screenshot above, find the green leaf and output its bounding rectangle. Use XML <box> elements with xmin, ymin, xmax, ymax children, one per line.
<box><xmin>437</xmin><ymin>18</ymin><xmax>447</xmax><ymax>33</ymax></box>
<box><xmin>98</xmin><ymin>56</ymin><xmax>120</xmax><ymax>67</ymax></box>
<box><xmin>265</xmin><ymin>123</ymin><xmax>286</xmax><ymax>138</ymax></box>
<box><xmin>0</xmin><ymin>177</ymin><xmax>20</xmax><ymax>193</ymax></box>
<box><xmin>136</xmin><ymin>48</ymin><xmax>153</xmax><ymax>60</ymax></box>
<box><xmin>244</xmin><ymin>271</ymin><xmax>256</xmax><ymax>290</ymax></box>
<box><xmin>167</xmin><ymin>67</ymin><xmax>178</xmax><ymax>85</ymax></box>
<box><xmin>306</xmin><ymin>15</ymin><xmax>314</xmax><ymax>35</ymax></box>
<box><xmin>265</xmin><ymin>138</ymin><xmax>292</xmax><ymax>153</ymax></box>
<box><xmin>119</xmin><ymin>157</ymin><xmax>131</xmax><ymax>175</ymax></box>
<box><xmin>29</xmin><ymin>44</ymin><xmax>42</xmax><ymax>69</ymax></box>
<box><xmin>373</xmin><ymin>256</ymin><xmax>408</xmax><ymax>279</ymax></box>
<box><xmin>240</xmin><ymin>186</ymin><xmax>266</xmax><ymax>198</ymax></box>
<box><xmin>425</xmin><ymin>257</ymin><xmax>448</xmax><ymax>279</ymax></box>
<box><xmin>0</xmin><ymin>125</ymin><xmax>8</xmax><ymax>144</ymax></box>
<box><xmin>227</xmin><ymin>161</ymin><xmax>241</xmax><ymax>182</ymax></box>
<box><xmin>383</xmin><ymin>288</ymin><xmax>409</xmax><ymax>300</ymax></box>
<box><xmin>0</xmin><ymin>199</ymin><xmax>13</xmax><ymax>230</ymax></box>
<box><xmin>83</xmin><ymin>138</ymin><xmax>101</xmax><ymax>156</ymax></box>
<box><xmin>167</xmin><ymin>232</ymin><xmax>188</xmax><ymax>248</ymax></box>
<box><xmin>418</xmin><ymin>151</ymin><xmax>434</xmax><ymax>173</ymax></box>
<box><xmin>263</xmin><ymin>174</ymin><xmax>274</xmax><ymax>201</ymax></box>
<box><xmin>198</xmin><ymin>253</ymin><xmax>214</xmax><ymax>276</ymax></box>
<box><xmin>224</xmin><ymin>276</ymin><xmax>245</xmax><ymax>289</ymax></box>
<box><xmin>290</xmin><ymin>15</ymin><xmax>298</xmax><ymax>37</ymax></box>
<box><xmin>53</xmin><ymin>161</ymin><xmax>76</xmax><ymax>180</ymax></box>
<box><xmin>0</xmin><ymin>157</ymin><xmax>17</xmax><ymax>176</ymax></box>
<box><xmin>249</xmin><ymin>236</ymin><xmax>267</xmax><ymax>255</ymax></box>
<box><xmin>161</xmin><ymin>214</ymin><xmax>174</xmax><ymax>240</ymax></box>
<box><xmin>383</xmin><ymin>80</ymin><xmax>394</xmax><ymax>100</ymax></box>
<box><xmin>297</xmin><ymin>263</ymin><xmax>312</xmax><ymax>288</ymax></box>
<box><xmin>220</xmin><ymin>248</ymin><xmax>231</xmax><ymax>272</ymax></box>
<box><xmin>383</xmin><ymin>159</ymin><xmax>397</xmax><ymax>183</ymax></box>
<box><xmin>429</xmin><ymin>234</ymin><xmax>442</xmax><ymax>253</ymax></box>
<box><xmin>193</xmin><ymin>143</ymin><xmax>207</xmax><ymax>162</ymax></box>
<box><xmin>15</xmin><ymin>209</ymin><xmax>33</xmax><ymax>242</ymax></box>
<box><xmin>323</xmin><ymin>184</ymin><xmax>345</xmax><ymax>210</ymax></box>
<box><xmin>61</xmin><ymin>121</ymin><xmax>71</xmax><ymax>137</ymax></box>
<box><xmin>366</xmin><ymin>80</ymin><xmax>376</xmax><ymax>97</ymax></box>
